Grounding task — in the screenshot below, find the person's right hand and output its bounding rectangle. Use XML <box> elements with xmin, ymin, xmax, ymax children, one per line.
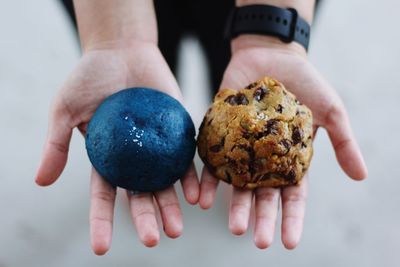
<box><xmin>35</xmin><ymin>41</ymin><xmax>199</xmax><ymax>255</ymax></box>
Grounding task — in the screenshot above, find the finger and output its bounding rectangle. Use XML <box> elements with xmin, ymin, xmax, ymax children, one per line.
<box><xmin>325</xmin><ymin>104</ymin><xmax>368</xmax><ymax>180</ymax></box>
<box><xmin>90</xmin><ymin>169</ymin><xmax>116</xmax><ymax>255</ymax></box>
<box><xmin>229</xmin><ymin>188</ymin><xmax>253</xmax><ymax>235</ymax></box>
<box><xmin>128</xmin><ymin>191</ymin><xmax>160</xmax><ymax>247</ymax></box>
<box><xmin>199</xmin><ymin>167</ymin><xmax>220</xmax><ymax>209</ymax></box>
<box><xmin>154</xmin><ymin>186</ymin><xmax>183</xmax><ymax>239</ymax></box>
<box><xmin>180</xmin><ymin>163</ymin><xmax>200</xmax><ymax>205</ymax></box>
<box><xmin>253</xmin><ymin>187</ymin><xmax>280</xmax><ymax>249</ymax></box>
<box><xmin>281</xmin><ymin>176</ymin><xmax>308</xmax><ymax>249</ymax></box>
<box><xmin>35</xmin><ymin>102</ymin><xmax>73</xmax><ymax>186</ymax></box>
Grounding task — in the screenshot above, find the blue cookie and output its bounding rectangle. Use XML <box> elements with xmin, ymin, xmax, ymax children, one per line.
<box><xmin>86</xmin><ymin>88</ymin><xmax>196</xmax><ymax>192</ymax></box>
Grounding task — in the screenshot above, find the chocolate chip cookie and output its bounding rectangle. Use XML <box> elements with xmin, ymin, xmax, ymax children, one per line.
<box><xmin>197</xmin><ymin>77</ymin><xmax>313</xmax><ymax>189</ymax></box>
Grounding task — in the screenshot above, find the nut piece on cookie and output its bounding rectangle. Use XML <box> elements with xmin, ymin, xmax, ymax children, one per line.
<box><xmin>197</xmin><ymin>77</ymin><xmax>313</xmax><ymax>189</ymax></box>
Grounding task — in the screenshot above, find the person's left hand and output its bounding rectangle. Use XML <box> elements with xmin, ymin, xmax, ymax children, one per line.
<box><xmin>198</xmin><ymin>36</ymin><xmax>368</xmax><ymax>249</ymax></box>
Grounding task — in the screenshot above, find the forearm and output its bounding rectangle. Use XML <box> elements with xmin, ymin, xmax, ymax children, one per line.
<box><xmin>233</xmin><ymin>0</ymin><xmax>315</xmax><ymax>56</ymax></box>
<box><xmin>73</xmin><ymin>0</ymin><xmax>157</xmax><ymax>51</ymax></box>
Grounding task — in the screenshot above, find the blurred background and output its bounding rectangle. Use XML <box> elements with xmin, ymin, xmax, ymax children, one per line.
<box><xmin>0</xmin><ymin>0</ymin><xmax>399</xmax><ymax>266</ymax></box>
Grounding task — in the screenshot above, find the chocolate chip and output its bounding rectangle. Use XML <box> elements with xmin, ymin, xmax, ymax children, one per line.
<box><xmin>231</xmin><ymin>144</ymin><xmax>256</xmax><ymax>176</ymax></box>
<box><xmin>232</xmin><ymin>144</ymin><xmax>256</xmax><ymax>176</ymax></box>
<box><xmin>224</xmin><ymin>95</ymin><xmax>237</xmax><ymax>105</ymax></box>
<box><xmin>210</xmin><ymin>144</ymin><xmax>222</xmax><ymax>153</ymax></box>
<box><xmin>249</xmin><ymin>162</ymin><xmax>257</xmax><ymax>176</ymax></box>
<box><xmin>246</xmin><ymin>148</ymin><xmax>256</xmax><ymax>176</ymax></box>
<box><xmin>264</xmin><ymin>119</ymin><xmax>279</xmax><ymax>135</ymax></box>
<box><xmin>292</xmin><ymin>127</ymin><xmax>303</xmax><ymax>145</ymax></box>
<box><xmin>301</xmin><ymin>142</ymin><xmax>307</xmax><ymax>148</ymax></box>
<box><xmin>256</xmin><ymin>119</ymin><xmax>279</xmax><ymax>138</ymax></box>
<box><xmin>286</xmin><ymin>169</ymin><xmax>296</xmax><ymax>182</ymax></box>
<box><xmin>225</xmin><ymin>170</ymin><xmax>232</xmax><ymax>183</ymax></box>
<box><xmin>296</xmin><ymin>110</ymin><xmax>300</xmax><ymax>115</ymax></box>
<box><xmin>220</xmin><ymin>136</ymin><xmax>225</xmax><ymax>146</ymax></box>
<box><xmin>210</xmin><ymin>137</ymin><xmax>225</xmax><ymax>152</ymax></box>
<box><xmin>207</xmin><ymin>118</ymin><xmax>213</xmax><ymax>126</ymax></box>
<box><xmin>279</xmin><ymin>139</ymin><xmax>292</xmax><ymax>154</ymax></box>
<box><xmin>280</xmin><ymin>139</ymin><xmax>291</xmax><ymax>150</ymax></box>
<box><xmin>224</xmin><ymin>93</ymin><xmax>249</xmax><ymax>105</ymax></box>
<box><xmin>276</xmin><ymin>104</ymin><xmax>284</xmax><ymax>113</ymax></box>
<box><xmin>225</xmin><ymin>156</ymin><xmax>236</xmax><ymax>165</ymax></box>
<box><xmin>242</xmin><ymin>131</ymin><xmax>251</xmax><ymax>139</ymax></box>
<box><xmin>253</xmin><ymin>87</ymin><xmax>268</xmax><ymax>101</ymax></box>
<box><xmin>245</xmin><ymin>82</ymin><xmax>258</xmax><ymax>89</ymax></box>
<box><xmin>236</xmin><ymin>93</ymin><xmax>249</xmax><ymax>105</ymax></box>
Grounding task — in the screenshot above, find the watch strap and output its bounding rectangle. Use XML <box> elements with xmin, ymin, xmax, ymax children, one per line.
<box><xmin>225</xmin><ymin>5</ymin><xmax>311</xmax><ymax>50</ymax></box>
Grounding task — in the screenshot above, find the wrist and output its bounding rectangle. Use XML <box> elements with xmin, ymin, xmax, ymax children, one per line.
<box><xmin>81</xmin><ymin>28</ymin><xmax>158</xmax><ymax>53</ymax></box>
<box><xmin>231</xmin><ymin>34</ymin><xmax>307</xmax><ymax>58</ymax></box>
<box><xmin>82</xmin><ymin>38</ymin><xmax>157</xmax><ymax>53</ymax></box>
<box><xmin>73</xmin><ymin>0</ymin><xmax>158</xmax><ymax>52</ymax></box>
<box><xmin>232</xmin><ymin>0</ymin><xmax>315</xmax><ymax>57</ymax></box>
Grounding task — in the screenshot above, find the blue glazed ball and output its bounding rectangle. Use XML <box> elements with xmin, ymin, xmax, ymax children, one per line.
<box><xmin>85</xmin><ymin>88</ymin><xmax>196</xmax><ymax>192</ymax></box>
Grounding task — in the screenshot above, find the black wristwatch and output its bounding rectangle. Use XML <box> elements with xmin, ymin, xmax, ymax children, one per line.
<box><xmin>224</xmin><ymin>5</ymin><xmax>311</xmax><ymax>50</ymax></box>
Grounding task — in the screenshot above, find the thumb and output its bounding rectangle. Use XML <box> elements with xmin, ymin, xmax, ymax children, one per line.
<box><xmin>35</xmin><ymin>100</ymin><xmax>73</xmax><ymax>186</ymax></box>
<box><xmin>324</xmin><ymin>102</ymin><xmax>368</xmax><ymax>181</ymax></box>
<box><xmin>318</xmin><ymin>80</ymin><xmax>368</xmax><ymax>181</ymax></box>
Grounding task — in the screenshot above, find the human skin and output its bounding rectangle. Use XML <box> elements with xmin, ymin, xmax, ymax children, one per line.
<box><xmin>198</xmin><ymin>0</ymin><xmax>368</xmax><ymax>249</ymax></box>
<box><xmin>35</xmin><ymin>0</ymin><xmax>368</xmax><ymax>254</ymax></box>
<box><xmin>35</xmin><ymin>0</ymin><xmax>199</xmax><ymax>255</ymax></box>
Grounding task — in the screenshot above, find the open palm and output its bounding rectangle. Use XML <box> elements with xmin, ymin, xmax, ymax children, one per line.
<box><xmin>199</xmin><ymin>46</ymin><xmax>367</xmax><ymax>249</ymax></box>
<box><xmin>35</xmin><ymin>42</ymin><xmax>199</xmax><ymax>255</ymax></box>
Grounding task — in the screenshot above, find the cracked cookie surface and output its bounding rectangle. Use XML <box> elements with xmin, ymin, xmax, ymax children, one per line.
<box><xmin>197</xmin><ymin>77</ymin><xmax>313</xmax><ymax>189</ymax></box>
